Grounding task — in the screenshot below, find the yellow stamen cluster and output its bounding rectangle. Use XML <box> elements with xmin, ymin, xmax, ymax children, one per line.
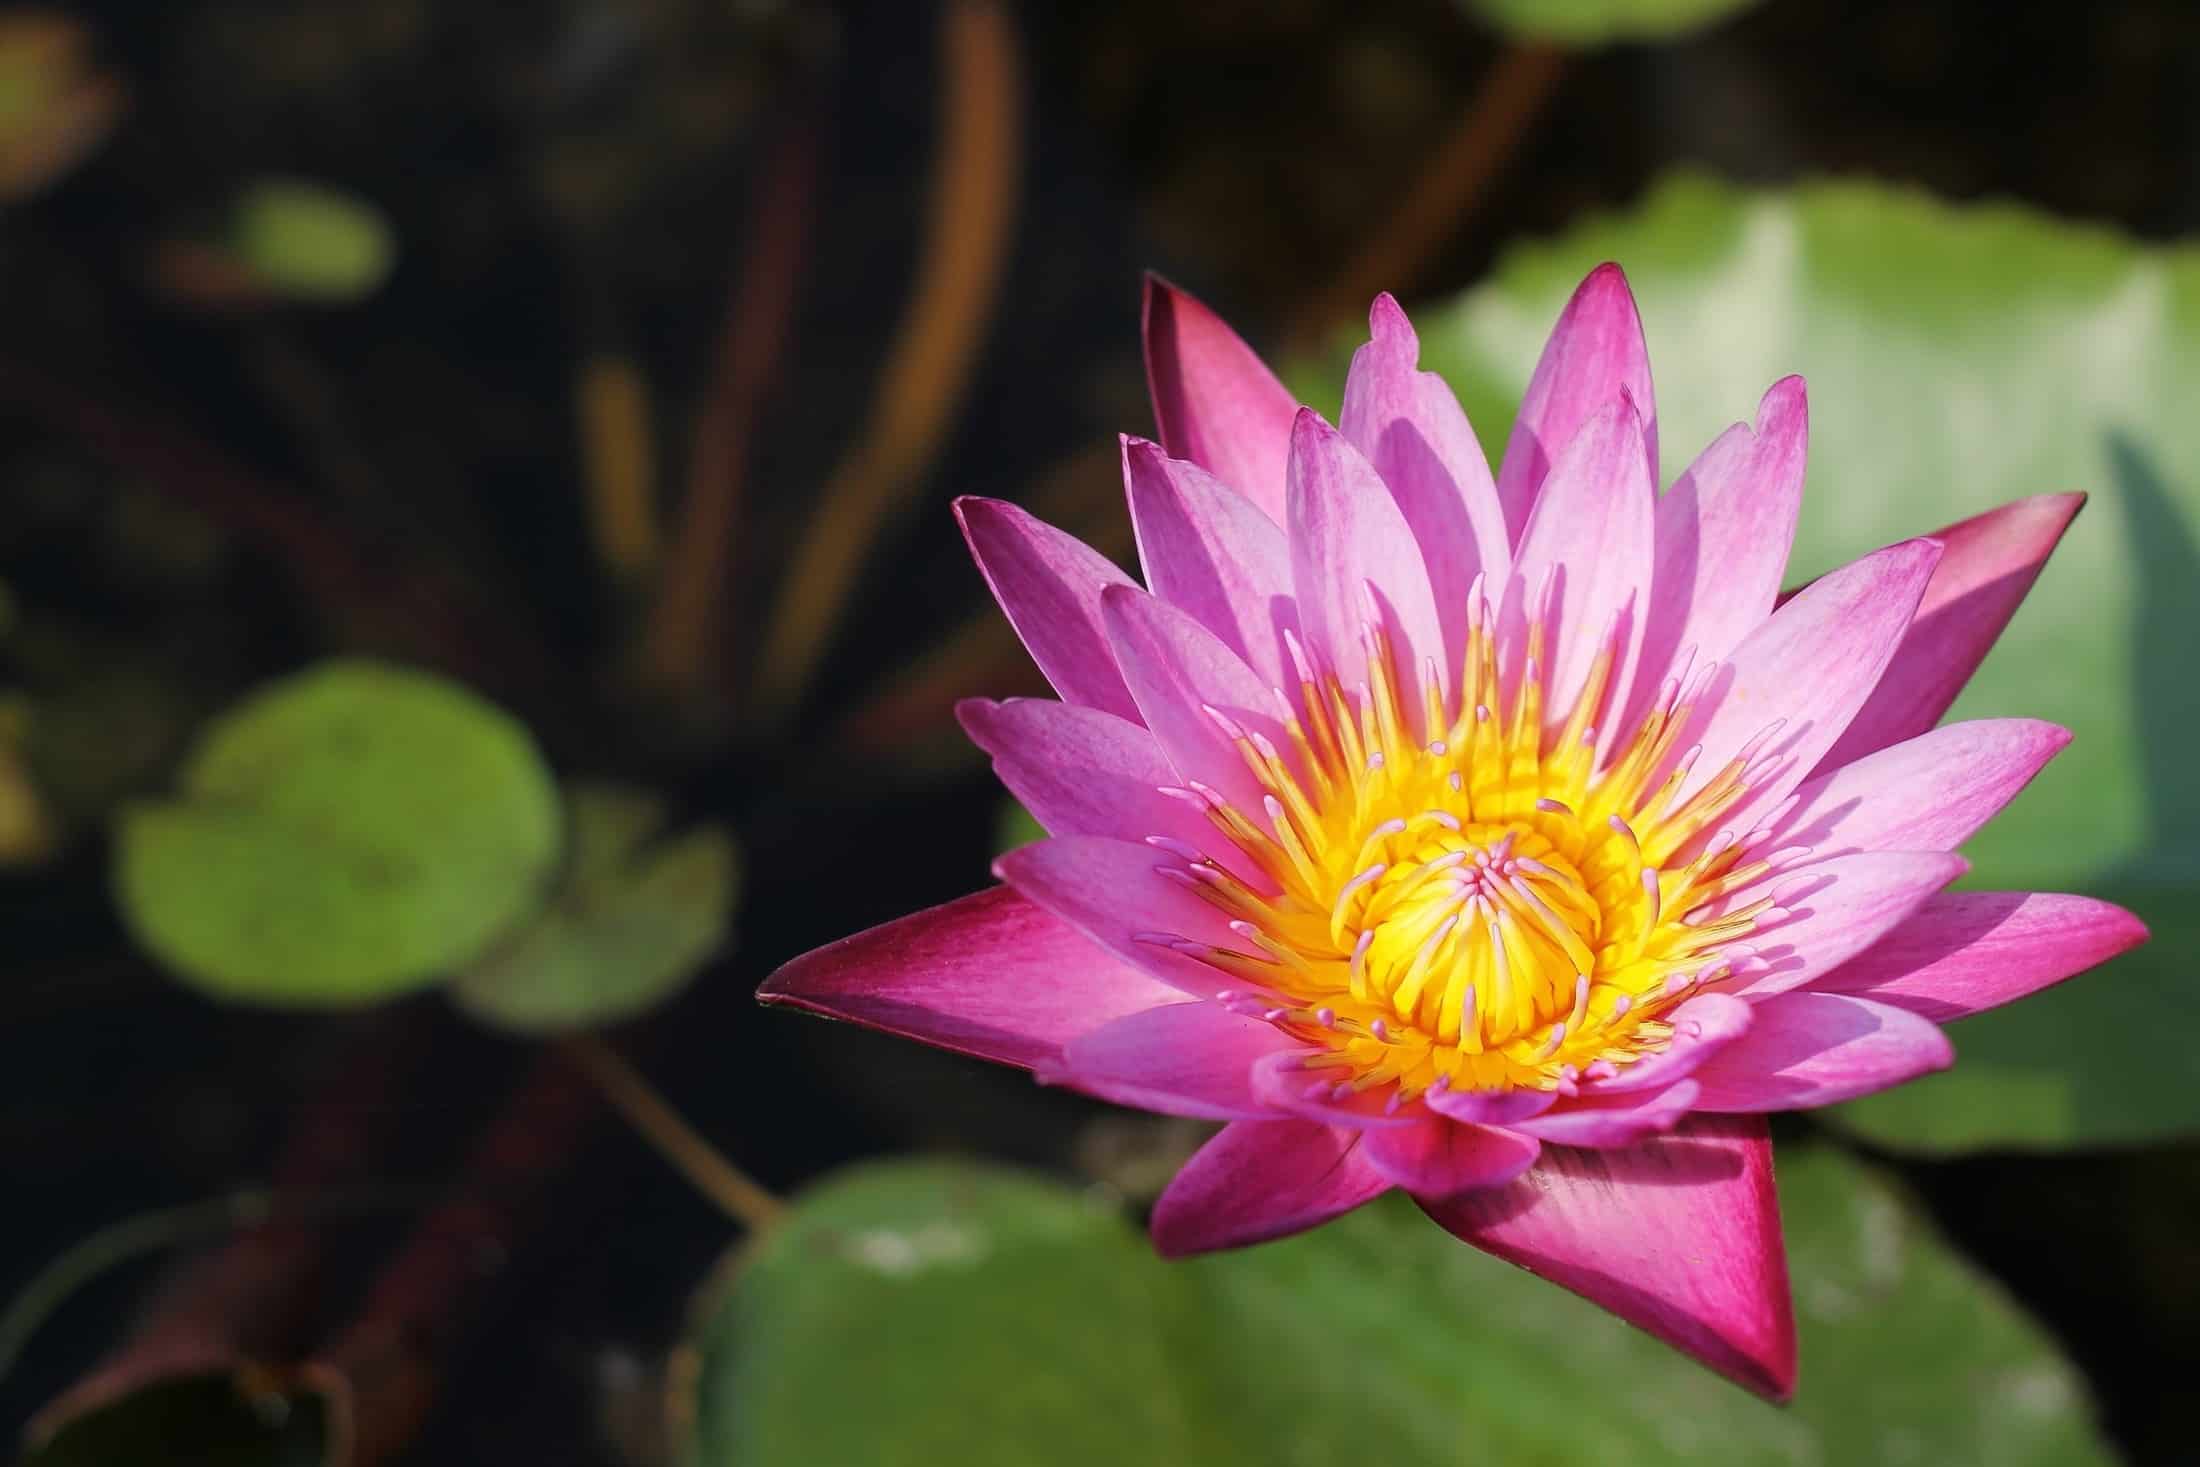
<box><xmin>1163</xmin><ymin>581</ymin><xmax>1782</xmax><ymax>1103</ymax></box>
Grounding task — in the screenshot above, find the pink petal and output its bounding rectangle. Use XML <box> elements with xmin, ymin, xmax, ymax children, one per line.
<box><xmin>1692</xmin><ymin>993</ymin><xmax>1953</xmax><ymax>1111</ymax></box>
<box><xmin>1816</xmin><ymin>493</ymin><xmax>2086</xmax><ymax>769</ymax></box>
<box><xmin>994</xmin><ymin>834</ymin><xmax>1256</xmax><ymax>998</ymax></box>
<box><xmin>1727</xmin><ymin>851</ymin><xmax>1970</xmax><ymax>999</ymax></box>
<box><xmin>1499</xmin><ymin>394</ymin><xmax>1657</xmax><ymax>739</ymax></box>
<box><xmin>1248</xmin><ymin>1048</ymin><xmax>1422</xmax><ymax>1130</ymax></box>
<box><xmin>1421</xmin><ymin>1115</ymin><xmax>1795</xmax><ymax>1400</ymax></box>
<box><xmin>1632</xmin><ymin>377</ymin><xmax>1806</xmax><ymax>730</ymax></box>
<box><xmin>1811</xmin><ymin>891</ymin><xmax>2148</xmax><ymax>1022</ymax></box>
<box><xmin>1142</xmin><ymin>275</ymin><xmax>1297</xmax><ymax>524</ymax></box>
<box><xmin>1339</xmin><ymin>293</ymin><xmax>1509</xmax><ymax>680</ymax></box>
<box><xmin>758</xmin><ymin>886</ymin><xmax>1182</xmax><ymax>1070</ymax></box>
<box><xmin>1669</xmin><ymin>538</ymin><xmax>1942</xmax><ymax>838</ymax></box>
<box><xmin>1765</xmin><ymin>718</ymin><xmax>2070</xmax><ymax>858</ymax></box>
<box><xmin>1510</xmin><ymin>1079</ymin><xmax>1703</xmax><ymax>1147</ymax></box>
<box><xmin>1362</xmin><ymin>1117</ymin><xmax>1541</xmax><ymax>1198</ymax></box>
<box><xmin>1287</xmin><ymin>409</ymin><xmax>1450</xmax><ymax>723</ymax></box>
<box><xmin>1101</xmin><ymin>583</ymin><xmax>1297</xmax><ymax>826</ymax></box>
<box><xmin>1037</xmin><ymin>1001</ymin><xmax>1296</xmax><ymax>1120</ymax></box>
<box><xmin>1591</xmin><ymin>992</ymin><xmax>1753</xmax><ymax>1094</ymax></box>
<box><xmin>1122</xmin><ymin>435</ymin><xmax>1299</xmax><ymax>690</ymax></box>
<box><xmin>1494</xmin><ymin>263</ymin><xmax>1657</xmax><ymax>544</ymax></box>
<box><xmin>1424</xmin><ymin>1085</ymin><xmax>1560</xmax><ymax>1126</ymax></box>
<box><xmin>1151</xmin><ymin>1119</ymin><xmax>1392</xmax><ymax>1257</ymax></box>
<box><xmin>955</xmin><ymin>497</ymin><xmax>1141</xmax><ymax>723</ymax></box>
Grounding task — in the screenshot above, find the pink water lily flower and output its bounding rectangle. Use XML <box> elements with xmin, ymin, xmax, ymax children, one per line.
<box><xmin>761</xmin><ymin>266</ymin><xmax>2146</xmax><ymax>1399</ymax></box>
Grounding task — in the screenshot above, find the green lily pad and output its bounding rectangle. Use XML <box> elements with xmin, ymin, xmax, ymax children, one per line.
<box><xmin>683</xmin><ymin>1149</ymin><xmax>2111</xmax><ymax>1465</ymax></box>
<box><xmin>993</xmin><ymin>797</ymin><xmax>1044</xmax><ymax>856</ymax></box>
<box><xmin>452</xmin><ymin>782</ymin><xmax>739</xmax><ymax>1033</ymax></box>
<box><xmin>117</xmin><ymin>660</ymin><xmax>560</xmax><ymax>1005</ymax></box>
<box><xmin>1463</xmin><ymin>0</ymin><xmax>1763</xmax><ymax>43</ymax></box>
<box><xmin>227</xmin><ymin>177</ymin><xmax>396</xmax><ymax>303</ymax></box>
<box><xmin>1292</xmin><ymin>173</ymin><xmax>2200</xmax><ymax>1150</ymax></box>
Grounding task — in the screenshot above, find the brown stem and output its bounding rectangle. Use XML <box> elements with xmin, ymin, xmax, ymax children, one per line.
<box><xmin>563</xmin><ymin>1034</ymin><xmax>784</xmax><ymax>1231</ymax></box>
<box><xmin>1288</xmin><ymin>42</ymin><xmax>1571</xmax><ymax>351</ymax></box>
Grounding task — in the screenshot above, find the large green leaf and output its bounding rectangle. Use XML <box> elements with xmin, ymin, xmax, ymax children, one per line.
<box><xmin>1292</xmin><ymin>173</ymin><xmax>2200</xmax><ymax>1150</ymax></box>
<box><xmin>1464</xmin><ymin>0</ymin><xmax>1763</xmax><ymax>44</ymax></box>
<box><xmin>683</xmin><ymin>1149</ymin><xmax>2112</xmax><ymax>1466</ymax></box>
<box><xmin>117</xmin><ymin>660</ymin><xmax>560</xmax><ymax>1005</ymax></box>
<box><xmin>451</xmin><ymin>782</ymin><xmax>739</xmax><ymax>1033</ymax></box>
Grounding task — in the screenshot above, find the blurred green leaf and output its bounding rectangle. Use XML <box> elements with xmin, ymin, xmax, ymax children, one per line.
<box><xmin>684</xmin><ymin>1148</ymin><xmax>2111</xmax><ymax>1465</ymax></box>
<box><xmin>117</xmin><ymin>659</ymin><xmax>560</xmax><ymax>1005</ymax></box>
<box><xmin>452</xmin><ymin>781</ymin><xmax>738</xmax><ymax>1033</ymax></box>
<box><xmin>227</xmin><ymin>177</ymin><xmax>396</xmax><ymax>303</ymax></box>
<box><xmin>992</xmin><ymin>796</ymin><xmax>1044</xmax><ymax>856</ymax></box>
<box><xmin>1290</xmin><ymin>173</ymin><xmax>2200</xmax><ymax>1150</ymax></box>
<box><xmin>1463</xmin><ymin>0</ymin><xmax>1762</xmax><ymax>44</ymax></box>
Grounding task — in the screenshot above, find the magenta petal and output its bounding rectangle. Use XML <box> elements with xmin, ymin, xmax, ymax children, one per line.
<box><xmin>1421</xmin><ymin>1114</ymin><xmax>1796</xmax><ymax>1400</ymax></box>
<box><xmin>995</xmin><ymin>835</ymin><xmax>1255</xmax><ymax>998</ymax></box>
<box><xmin>1101</xmin><ymin>583</ymin><xmax>1297</xmax><ymax>825</ymax></box>
<box><xmin>1287</xmin><ymin>409</ymin><xmax>1450</xmax><ymax>722</ymax></box>
<box><xmin>1151</xmin><ymin>1119</ymin><xmax>1392</xmax><ymax>1257</ymax></box>
<box><xmin>1811</xmin><ymin>891</ymin><xmax>2148</xmax><ymax>1022</ymax></box>
<box><xmin>1818</xmin><ymin>493</ymin><xmax>2085</xmax><ymax>770</ymax></box>
<box><xmin>1424</xmin><ymin>1085</ymin><xmax>1560</xmax><ymax>1126</ymax></box>
<box><xmin>1729</xmin><ymin>850</ymin><xmax>1970</xmax><ymax>999</ymax></box>
<box><xmin>1362</xmin><ymin>1117</ymin><xmax>1541</xmax><ymax>1199</ymax></box>
<box><xmin>1767</xmin><ymin>718</ymin><xmax>2070</xmax><ymax>858</ymax></box>
<box><xmin>1494</xmin><ymin>263</ymin><xmax>1657</xmax><ymax>544</ymax></box>
<box><xmin>955</xmin><ymin>497</ymin><xmax>1141</xmax><ymax>723</ymax></box>
<box><xmin>1122</xmin><ymin>435</ymin><xmax>1299</xmax><ymax>690</ymax></box>
<box><xmin>1143</xmin><ymin>276</ymin><xmax>1298</xmax><ymax>524</ymax></box>
<box><xmin>1592</xmin><ymin>992</ymin><xmax>1753</xmax><ymax>1094</ymax></box>
<box><xmin>1692</xmin><ymin>993</ymin><xmax>1953</xmax><ymax>1111</ymax></box>
<box><xmin>758</xmin><ymin>886</ymin><xmax>1183</xmax><ymax>1070</ymax></box>
<box><xmin>1340</xmin><ymin>293</ymin><xmax>1509</xmax><ymax>680</ymax></box>
<box><xmin>1670</xmin><ymin>538</ymin><xmax>1942</xmax><ymax>837</ymax></box>
<box><xmin>1510</xmin><ymin>1080</ymin><xmax>1703</xmax><ymax>1148</ymax></box>
<box><xmin>1632</xmin><ymin>377</ymin><xmax>1806</xmax><ymax>730</ymax></box>
<box><xmin>1249</xmin><ymin>1049</ymin><xmax>1422</xmax><ymax>1130</ymax></box>
<box><xmin>1039</xmin><ymin>1001</ymin><xmax>1296</xmax><ymax>1120</ymax></box>
<box><xmin>1499</xmin><ymin>394</ymin><xmax>1657</xmax><ymax>737</ymax></box>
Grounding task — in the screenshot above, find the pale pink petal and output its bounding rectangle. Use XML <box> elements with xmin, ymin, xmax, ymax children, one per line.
<box><xmin>1726</xmin><ymin>851</ymin><xmax>1970</xmax><ymax>999</ymax></box>
<box><xmin>1817</xmin><ymin>493</ymin><xmax>2086</xmax><ymax>770</ymax></box>
<box><xmin>1424</xmin><ymin>1085</ymin><xmax>1560</xmax><ymax>1126</ymax></box>
<box><xmin>1668</xmin><ymin>538</ymin><xmax>1942</xmax><ymax>838</ymax></box>
<box><xmin>1692</xmin><ymin>993</ymin><xmax>1953</xmax><ymax>1111</ymax></box>
<box><xmin>1421</xmin><ymin>1115</ymin><xmax>1795</xmax><ymax>1400</ymax></box>
<box><xmin>1764</xmin><ymin>719</ymin><xmax>2070</xmax><ymax>858</ymax></box>
<box><xmin>1499</xmin><ymin>394</ymin><xmax>1657</xmax><ymax>739</ymax></box>
<box><xmin>1362</xmin><ymin>1117</ymin><xmax>1541</xmax><ymax>1198</ymax></box>
<box><xmin>1339</xmin><ymin>293</ymin><xmax>1509</xmax><ymax>680</ymax></box>
<box><xmin>1037</xmin><ymin>1001</ymin><xmax>1296</xmax><ymax>1120</ymax></box>
<box><xmin>955</xmin><ymin>497</ymin><xmax>1140</xmax><ymax>722</ymax></box>
<box><xmin>1493</xmin><ymin>263</ymin><xmax>1657</xmax><ymax>543</ymax></box>
<box><xmin>1811</xmin><ymin>891</ymin><xmax>2147</xmax><ymax>1022</ymax></box>
<box><xmin>995</xmin><ymin>835</ymin><xmax>1256</xmax><ymax>998</ymax></box>
<box><xmin>1122</xmin><ymin>435</ymin><xmax>1299</xmax><ymax>690</ymax></box>
<box><xmin>1591</xmin><ymin>992</ymin><xmax>1753</xmax><ymax>1094</ymax></box>
<box><xmin>1631</xmin><ymin>377</ymin><xmax>1806</xmax><ymax>730</ymax></box>
<box><xmin>1151</xmin><ymin>1119</ymin><xmax>1392</xmax><ymax>1257</ymax></box>
<box><xmin>1287</xmin><ymin>409</ymin><xmax>1450</xmax><ymax>724</ymax></box>
<box><xmin>1510</xmin><ymin>1079</ymin><xmax>1702</xmax><ymax>1147</ymax></box>
<box><xmin>758</xmin><ymin>886</ymin><xmax>1181</xmax><ymax>1070</ymax></box>
<box><xmin>1101</xmin><ymin>583</ymin><xmax>1297</xmax><ymax>825</ymax></box>
<box><xmin>1143</xmin><ymin>275</ymin><xmax>1297</xmax><ymax>523</ymax></box>
<box><xmin>1249</xmin><ymin>1049</ymin><xmax>1422</xmax><ymax>1130</ymax></box>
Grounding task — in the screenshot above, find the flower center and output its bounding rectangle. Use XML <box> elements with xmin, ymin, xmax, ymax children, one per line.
<box><xmin>1147</xmin><ymin>578</ymin><xmax>1790</xmax><ymax>1102</ymax></box>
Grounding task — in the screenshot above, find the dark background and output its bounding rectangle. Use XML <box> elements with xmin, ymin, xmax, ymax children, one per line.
<box><xmin>5</xmin><ymin>0</ymin><xmax>2199</xmax><ymax>1462</ymax></box>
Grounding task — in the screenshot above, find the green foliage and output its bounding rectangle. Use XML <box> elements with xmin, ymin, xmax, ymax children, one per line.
<box><xmin>452</xmin><ymin>782</ymin><xmax>739</xmax><ymax>1033</ymax></box>
<box><xmin>1291</xmin><ymin>173</ymin><xmax>2200</xmax><ymax>1150</ymax></box>
<box><xmin>1464</xmin><ymin>0</ymin><xmax>1763</xmax><ymax>43</ymax></box>
<box><xmin>683</xmin><ymin>1149</ymin><xmax>2111</xmax><ymax>1466</ymax></box>
<box><xmin>117</xmin><ymin>659</ymin><xmax>560</xmax><ymax>1005</ymax></box>
<box><xmin>227</xmin><ymin>177</ymin><xmax>396</xmax><ymax>303</ymax></box>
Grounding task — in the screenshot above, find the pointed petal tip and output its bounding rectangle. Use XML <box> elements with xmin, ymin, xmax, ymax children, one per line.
<box><xmin>1366</xmin><ymin>290</ymin><xmax>1414</xmax><ymax>344</ymax></box>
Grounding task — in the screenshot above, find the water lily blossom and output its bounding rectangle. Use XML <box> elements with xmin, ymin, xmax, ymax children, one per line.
<box><xmin>761</xmin><ymin>266</ymin><xmax>2146</xmax><ymax>1398</ymax></box>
